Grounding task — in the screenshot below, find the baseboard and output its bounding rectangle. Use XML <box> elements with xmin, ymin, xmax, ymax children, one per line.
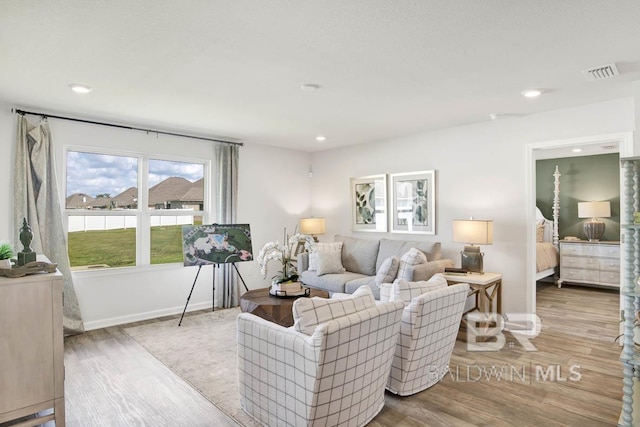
<box><xmin>83</xmin><ymin>301</ymin><xmax>213</xmax><ymax>331</ymax></box>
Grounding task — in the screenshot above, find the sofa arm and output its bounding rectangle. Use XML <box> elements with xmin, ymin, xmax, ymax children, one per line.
<box><xmin>409</xmin><ymin>259</ymin><xmax>455</xmax><ymax>282</ymax></box>
<box><xmin>297</xmin><ymin>252</ymin><xmax>309</xmax><ymax>272</ymax></box>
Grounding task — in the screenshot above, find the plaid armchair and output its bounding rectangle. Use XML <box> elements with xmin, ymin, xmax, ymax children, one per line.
<box><xmin>237</xmin><ymin>300</ymin><xmax>404</xmax><ymax>427</ymax></box>
<box><xmin>386</xmin><ymin>283</ymin><xmax>469</xmax><ymax>396</ymax></box>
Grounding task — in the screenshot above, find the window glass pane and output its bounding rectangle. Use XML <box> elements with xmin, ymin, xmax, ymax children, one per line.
<box><xmin>67</xmin><ymin>217</ymin><xmax>136</xmax><ymax>270</ymax></box>
<box><xmin>148</xmin><ymin>159</ymin><xmax>204</xmax><ymax>210</ymax></box>
<box><xmin>150</xmin><ymin>216</ymin><xmax>202</xmax><ymax>265</ymax></box>
<box><xmin>66</xmin><ymin>151</ymin><xmax>138</xmax><ymax>209</ymax></box>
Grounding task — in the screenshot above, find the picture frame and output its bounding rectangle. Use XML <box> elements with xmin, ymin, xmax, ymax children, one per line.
<box><xmin>350</xmin><ymin>174</ymin><xmax>387</xmax><ymax>232</ymax></box>
<box><xmin>390</xmin><ymin>170</ymin><xmax>436</xmax><ymax>234</ymax></box>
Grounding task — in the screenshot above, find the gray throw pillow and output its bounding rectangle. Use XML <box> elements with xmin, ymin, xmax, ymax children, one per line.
<box><xmin>316</xmin><ymin>250</ymin><xmax>345</xmax><ymax>276</ymax></box>
<box><xmin>375</xmin><ymin>256</ymin><xmax>400</xmax><ymax>287</ymax></box>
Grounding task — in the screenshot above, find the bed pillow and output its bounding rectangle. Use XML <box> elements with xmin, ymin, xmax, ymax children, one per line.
<box><xmin>308</xmin><ymin>241</ymin><xmax>343</xmax><ymax>271</ymax></box>
<box><xmin>375</xmin><ymin>256</ymin><xmax>400</xmax><ymax>287</ymax></box>
<box><xmin>397</xmin><ymin>247</ymin><xmax>428</xmax><ymax>281</ymax></box>
<box><xmin>292</xmin><ymin>285</ymin><xmax>375</xmax><ymax>335</ymax></box>
<box><xmin>536</xmin><ymin>224</ymin><xmax>545</xmax><ymax>243</ymax></box>
<box><xmin>387</xmin><ymin>273</ymin><xmax>449</xmax><ymax>303</ymax></box>
<box><xmin>315</xmin><ymin>250</ymin><xmax>345</xmax><ymax>276</ymax></box>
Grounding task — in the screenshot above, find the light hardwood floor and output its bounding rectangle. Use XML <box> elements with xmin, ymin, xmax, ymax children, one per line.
<box><xmin>51</xmin><ymin>283</ymin><xmax>621</xmax><ymax>427</ymax></box>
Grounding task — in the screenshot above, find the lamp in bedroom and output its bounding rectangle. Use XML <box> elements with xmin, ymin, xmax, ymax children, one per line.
<box><xmin>578</xmin><ymin>201</ymin><xmax>610</xmax><ymax>242</ymax></box>
<box><xmin>452</xmin><ymin>219</ymin><xmax>493</xmax><ymax>274</ymax></box>
<box><xmin>299</xmin><ymin>217</ymin><xmax>326</xmax><ymax>242</ymax></box>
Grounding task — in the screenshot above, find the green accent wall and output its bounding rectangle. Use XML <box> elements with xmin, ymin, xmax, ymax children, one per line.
<box><xmin>536</xmin><ymin>153</ymin><xmax>620</xmax><ymax>242</ymax></box>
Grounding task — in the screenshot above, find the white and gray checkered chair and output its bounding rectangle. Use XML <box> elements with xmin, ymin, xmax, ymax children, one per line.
<box><xmin>237</xmin><ymin>300</ymin><xmax>404</xmax><ymax>427</ymax></box>
<box><xmin>386</xmin><ymin>283</ymin><xmax>469</xmax><ymax>396</ymax></box>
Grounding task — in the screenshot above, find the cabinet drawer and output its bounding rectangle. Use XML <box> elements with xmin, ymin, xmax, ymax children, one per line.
<box><xmin>599</xmin><ymin>245</ymin><xmax>620</xmax><ymax>258</ymax></box>
<box><xmin>581</xmin><ymin>245</ymin><xmax>600</xmax><ymax>256</ymax></box>
<box><xmin>561</xmin><ymin>268</ymin><xmax>587</xmax><ymax>281</ymax></box>
<box><xmin>599</xmin><ymin>258</ymin><xmax>620</xmax><ymax>271</ymax></box>
<box><xmin>561</xmin><ymin>257</ymin><xmax>599</xmax><ymax>269</ymax></box>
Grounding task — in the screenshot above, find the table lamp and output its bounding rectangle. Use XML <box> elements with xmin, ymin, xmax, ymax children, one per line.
<box><xmin>578</xmin><ymin>201</ymin><xmax>610</xmax><ymax>241</ymax></box>
<box><xmin>452</xmin><ymin>219</ymin><xmax>493</xmax><ymax>273</ymax></box>
<box><xmin>299</xmin><ymin>217</ymin><xmax>326</xmax><ymax>242</ymax></box>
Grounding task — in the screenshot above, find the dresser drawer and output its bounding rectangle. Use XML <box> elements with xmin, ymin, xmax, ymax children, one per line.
<box><xmin>561</xmin><ymin>268</ymin><xmax>588</xmax><ymax>281</ymax></box>
<box><xmin>561</xmin><ymin>244</ymin><xmax>583</xmax><ymax>256</ymax></box>
<box><xmin>562</xmin><ymin>257</ymin><xmax>599</xmax><ymax>269</ymax></box>
<box><xmin>599</xmin><ymin>245</ymin><xmax>620</xmax><ymax>258</ymax></box>
<box><xmin>581</xmin><ymin>244</ymin><xmax>600</xmax><ymax>256</ymax></box>
<box><xmin>599</xmin><ymin>271</ymin><xmax>620</xmax><ymax>285</ymax></box>
<box><xmin>599</xmin><ymin>258</ymin><xmax>620</xmax><ymax>271</ymax></box>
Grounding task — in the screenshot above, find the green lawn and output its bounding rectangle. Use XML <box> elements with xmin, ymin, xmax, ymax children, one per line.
<box><xmin>68</xmin><ymin>225</ymin><xmax>185</xmax><ymax>268</ymax></box>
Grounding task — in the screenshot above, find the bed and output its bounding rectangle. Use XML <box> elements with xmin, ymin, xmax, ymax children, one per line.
<box><xmin>535</xmin><ymin>166</ymin><xmax>560</xmax><ymax>281</ymax></box>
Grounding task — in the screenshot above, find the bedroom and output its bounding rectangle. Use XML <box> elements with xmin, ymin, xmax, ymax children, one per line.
<box><xmin>535</xmin><ymin>149</ymin><xmax>620</xmax><ymax>291</ymax></box>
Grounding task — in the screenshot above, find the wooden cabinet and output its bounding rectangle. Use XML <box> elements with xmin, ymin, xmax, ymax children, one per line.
<box><xmin>0</xmin><ymin>267</ymin><xmax>65</xmax><ymax>426</ymax></box>
<box><xmin>557</xmin><ymin>240</ymin><xmax>620</xmax><ymax>289</ymax></box>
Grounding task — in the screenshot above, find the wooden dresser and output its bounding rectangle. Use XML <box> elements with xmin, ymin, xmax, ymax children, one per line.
<box><xmin>557</xmin><ymin>240</ymin><xmax>620</xmax><ymax>289</ymax></box>
<box><xmin>0</xmin><ymin>266</ymin><xmax>65</xmax><ymax>426</ymax></box>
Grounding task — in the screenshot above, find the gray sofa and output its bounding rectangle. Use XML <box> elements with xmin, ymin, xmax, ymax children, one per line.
<box><xmin>297</xmin><ymin>235</ymin><xmax>454</xmax><ymax>299</ymax></box>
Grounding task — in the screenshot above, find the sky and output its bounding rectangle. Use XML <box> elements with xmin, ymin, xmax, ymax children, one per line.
<box><xmin>66</xmin><ymin>151</ymin><xmax>203</xmax><ymax>197</ymax></box>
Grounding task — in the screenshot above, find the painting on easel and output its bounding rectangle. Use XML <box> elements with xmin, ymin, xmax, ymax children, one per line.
<box><xmin>182</xmin><ymin>224</ymin><xmax>253</xmax><ymax>266</ymax></box>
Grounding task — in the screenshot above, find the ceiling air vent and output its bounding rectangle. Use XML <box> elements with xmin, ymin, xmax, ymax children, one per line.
<box><xmin>582</xmin><ymin>63</ymin><xmax>619</xmax><ymax>81</ymax></box>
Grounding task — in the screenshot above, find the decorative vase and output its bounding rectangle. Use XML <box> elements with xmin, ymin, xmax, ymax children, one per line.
<box><xmin>0</xmin><ymin>258</ymin><xmax>12</xmax><ymax>269</ymax></box>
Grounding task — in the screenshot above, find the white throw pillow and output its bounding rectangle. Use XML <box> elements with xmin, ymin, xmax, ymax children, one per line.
<box><xmin>316</xmin><ymin>250</ymin><xmax>345</xmax><ymax>276</ymax></box>
<box><xmin>396</xmin><ymin>247</ymin><xmax>427</xmax><ymax>281</ymax></box>
<box><xmin>308</xmin><ymin>241</ymin><xmax>343</xmax><ymax>271</ymax></box>
<box><xmin>375</xmin><ymin>256</ymin><xmax>400</xmax><ymax>287</ymax></box>
<box><xmin>292</xmin><ymin>285</ymin><xmax>375</xmax><ymax>335</ymax></box>
<box><xmin>388</xmin><ymin>273</ymin><xmax>449</xmax><ymax>303</ymax></box>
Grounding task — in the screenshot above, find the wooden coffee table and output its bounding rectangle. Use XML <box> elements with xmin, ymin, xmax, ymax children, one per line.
<box><xmin>240</xmin><ymin>287</ymin><xmax>329</xmax><ymax>327</ymax></box>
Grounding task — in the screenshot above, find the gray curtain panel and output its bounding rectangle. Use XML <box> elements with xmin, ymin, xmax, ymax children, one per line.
<box><xmin>215</xmin><ymin>143</ymin><xmax>239</xmax><ymax>307</ymax></box>
<box><xmin>13</xmin><ymin>115</ymin><xmax>85</xmax><ymax>335</ymax></box>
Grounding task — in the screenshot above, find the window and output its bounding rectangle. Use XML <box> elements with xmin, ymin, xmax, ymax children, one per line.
<box><xmin>65</xmin><ymin>149</ymin><xmax>208</xmax><ymax>270</ymax></box>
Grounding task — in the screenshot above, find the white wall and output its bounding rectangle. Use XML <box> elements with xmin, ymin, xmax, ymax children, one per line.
<box><xmin>309</xmin><ymin>97</ymin><xmax>635</xmax><ymax>315</ymax></box>
<box><xmin>0</xmin><ymin>100</ymin><xmax>311</xmax><ymax>329</ymax></box>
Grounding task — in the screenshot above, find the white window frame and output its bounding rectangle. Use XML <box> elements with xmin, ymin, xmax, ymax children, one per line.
<box><xmin>63</xmin><ymin>145</ymin><xmax>212</xmax><ymax>272</ymax></box>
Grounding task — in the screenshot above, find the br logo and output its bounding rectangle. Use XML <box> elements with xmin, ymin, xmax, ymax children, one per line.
<box><xmin>465</xmin><ymin>313</ymin><xmax>542</xmax><ymax>352</ymax></box>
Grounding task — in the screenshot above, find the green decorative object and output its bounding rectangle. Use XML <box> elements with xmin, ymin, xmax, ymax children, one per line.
<box><xmin>17</xmin><ymin>218</ymin><xmax>36</xmax><ymax>266</ymax></box>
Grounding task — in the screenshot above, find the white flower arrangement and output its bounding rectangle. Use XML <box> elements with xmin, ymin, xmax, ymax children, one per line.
<box><xmin>257</xmin><ymin>230</ymin><xmax>315</xmax><ymax>283</ymax></box>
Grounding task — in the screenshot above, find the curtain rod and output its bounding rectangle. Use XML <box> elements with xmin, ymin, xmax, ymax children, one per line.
<box><xmin>11</xmin><ymin>108</ymin><xmax>243</xmax><ymax>146</ymax></box>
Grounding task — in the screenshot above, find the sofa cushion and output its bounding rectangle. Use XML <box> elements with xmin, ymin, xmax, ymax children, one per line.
<box><xmin>292</xmin><ymin>285</ymin><xmax>376</xmax><ymax>335</ymax></box>
<box><xmin>380</xmin><ymin>273</ymin><xmax>449</xmax><ymax>303</ymax></box>
<box><xmin>409</xmin><ymin>259</ymin><xmax>455</xmax><ymax>281</ymax></box>
<box><xmin>308</xmin><ymin>241</ymin><xmax>343</xmax><ymax>271</ymax></box>
<box><xmin>375</xmin><ymin>256</ymin><xmax>400</xmax><ymax>287</ymax></box>
<box><xmin>397</xmin><ymin>248</ymin><xmax>427</xmax><ymax>281</ymax></box>
<box><xmin>300</xmin><ymin>270</ymin><xmax>368</xmax><ymax>294</ymax></box>
<box><xmin>376</xmin><ymin>239</ymin><xmax>441</xmax><ymax>272</ymax></box>
<box><xmin>316</xmin><ymin>250</ymin><xmax>345</xmax><ymax>276</ymax></box>
<box><xmin>345</xmin><ymin>276</ymin><xmax>380</xmax><ymax>299</ymax></box>
<box><xmin>336</xmin><ymin>235</ymin><xmax>379</xmax><ymax>276</ymax></box>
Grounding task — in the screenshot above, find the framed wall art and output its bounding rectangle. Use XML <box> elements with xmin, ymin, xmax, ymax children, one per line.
<box><xmin>390</xmin><ymin>170</ymin><xmax>436</xmax><ymax>234</ymax></box>
<box><xmin>350</xmin><ymin>174</ymin><xmax>387</xmax><ymax>232</ymax></box>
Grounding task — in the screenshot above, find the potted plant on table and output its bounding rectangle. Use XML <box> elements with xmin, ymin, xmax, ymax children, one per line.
<box><xmin>0</xmin><ymin>242</ymin><xmax>14</xmax><ymax>269</ymax></box>
<box><xmin>257</xmin><ymin>229</ymin><xmax>314</xmax><ymax>295</ymax></box>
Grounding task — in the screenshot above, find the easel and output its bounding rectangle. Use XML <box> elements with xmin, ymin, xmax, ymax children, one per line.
<box><xmin>178</xmin><ymin>262</ymin><xmax>249</xmax><ymax>326</ymax></box>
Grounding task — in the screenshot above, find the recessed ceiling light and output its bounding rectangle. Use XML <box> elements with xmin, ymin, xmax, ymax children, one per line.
<box><xmin>521</xmin><ymin>89</ymin><xmax>542</xmax><ymax>98</ymax></box>
<box><xmin>572</xmin><ymin>148</ymin><xmax>583</xmax><ymax>153</ymax></box>
<box><xmin>301</xmin><ymin>83</ymin><xmax>321</xmax><ymax>91</ymax></box>
<box><xmin>69</xmin><ymin>83</ymin><xmax>93</xmax><ymax>94</ymax></box>
<box><xmin>315</xmin><ymin>135</ymin><xmax>326</xmax><ymax>142</ymax></box>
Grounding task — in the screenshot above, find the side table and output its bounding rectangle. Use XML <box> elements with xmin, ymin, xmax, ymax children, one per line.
<box><xmin>240</xmin><ymin>287</ymin><xmax>329</xmax><ymax>327</ymax></box>
<box><xmin>442</xmin><ymin>272</ymin><xmax>502</xmax><ymax>315</ymax></box>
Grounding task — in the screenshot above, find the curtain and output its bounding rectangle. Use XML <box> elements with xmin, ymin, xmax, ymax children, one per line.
<box><xmin>215</xmin><ymin>143</ymin><xmax>240</xmax><ymax>307</ymax></box>
<box><xmin>13</xmin><ymin>115</ymin><xmax>84</xmax><ymax>335</ymax></box>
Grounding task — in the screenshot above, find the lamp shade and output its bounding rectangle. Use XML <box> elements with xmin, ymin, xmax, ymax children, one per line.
<box><xmin>578</xmin><ymin>201</ymin><xmax>611</xmax><ymax>219</ymax></box>
<box><xmin>452</xmin><ymin>219</ymin><xmax>493</xmax><ymax>245</ymax></box>
<box><xmin>299</xmin><ymin>217</ymin><xmax>326</xmax><ymax>236</ymax></box>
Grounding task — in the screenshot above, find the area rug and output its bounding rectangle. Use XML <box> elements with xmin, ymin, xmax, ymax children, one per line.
<box><xmin>123</xmin><ymin>308</ymin><xmax>259</xmax><ymax>427</ymax></box>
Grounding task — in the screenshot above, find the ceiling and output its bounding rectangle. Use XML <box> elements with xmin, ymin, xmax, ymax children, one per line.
<box><xmin>2</xmin><ymin>1</ymin><xmax>640</xmax><ymax>152</ymax></box>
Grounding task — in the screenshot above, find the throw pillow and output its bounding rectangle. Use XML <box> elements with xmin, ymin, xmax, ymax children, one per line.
<box><xmin>536</xmin><ymin>224</ymin><xmax>545</xmax><ymax>243</ymax></box>
<box><xmin>316</xmin><ymin>250</ymin><xmax>345</xmax><ymax>276</ymax></box>
<box><xmin>390</xmin><ymin>273</ymin><xmax>449</xmax><ymax>303</ymax></box>
<box><xmin>292</xmin><ymin>285</ymin><xmax>376</xmax><ymax>335</ymax></box>
<box><xmin>308</xmin><ymin>241</ymin><xmax>343</xmax><ymax>271</ymax></box>
<box><xmin>397</xmin><ymin>247</ymin><xmax>427</xmax><ymax>281</ymax></box>
<box><xmin>375</xmin><ymin>256</ymin><xmax>400</xmax><ymax>287</ymax></box>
